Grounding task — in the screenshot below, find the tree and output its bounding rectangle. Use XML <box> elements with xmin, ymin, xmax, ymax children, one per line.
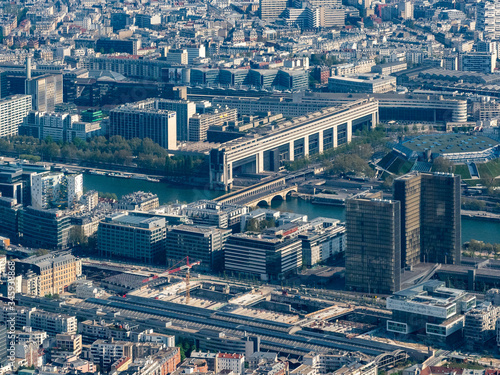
<box><xmin>19</xmin><ymin>154</ymin><xmax>41</xmax><ymax>163</ymax></box>
<box><xmin>383</xmin><ymin>175</ymin><xmax>394</xmax><ymax>188</ymax></box>
<box><xmin>98</xmin><ymin>192</ymin><xmax>118</xmax><ymax>200</ymax></box>
<box><xmin>327</xmin><ymin>154</ymin><xmax>375</xmax><ymax>177</ymax></box>
<box><xmin>432</xmin><ymin>157</ymin><xmax>453</xmax><ymax>173</ymax></box>
<box><xmin>43</xmin><ymin>142</ymin><xmax>61</xmax><ymax>160</ymax></box>
<box><xmin>69</xmin><ymin>226</ymin><xmax>87</xmax><ymax>246</ymax></box>
<box><xmin>245</xmin><ymin>218</ymin><xmax>260</xmax><ymax>232</ymax></box>
<box><xmin>35</xmin><ymin>249</ymin><xmax>50</xmax><ymax>256</ymax></box>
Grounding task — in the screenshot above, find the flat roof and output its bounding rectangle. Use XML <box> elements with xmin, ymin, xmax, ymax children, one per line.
<box><xmin>391</xmin><ymin>280</ymin><xmax>469</xmax><ymax>307</ymax></box>
<box><xmin>401</xmin><ymin>134</ymin><xmax>499</xmax><ymax>154</ymax></box>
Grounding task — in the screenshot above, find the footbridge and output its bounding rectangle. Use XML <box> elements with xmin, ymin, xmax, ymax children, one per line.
<box><xmin>215</xmin><ymin>177</ymin><xmax>297</xmax><ymax>208</ymax></box>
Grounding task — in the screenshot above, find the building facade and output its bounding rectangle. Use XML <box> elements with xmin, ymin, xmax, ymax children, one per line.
<box><xmin>0</xmin><ymin>95</ymin><xmax>32</xmax><ymax>138</ymax></box>
<box><xmin>394</xmin><ymin>172</ymin><xmax>461</xmax><ymax>267</ymax></box>
<box><xmin>25</xmin><ymin>74</ymin><xmax>63</xmax><ymax>112</ymax></box>
<box><xmin>224</xmin><ymin>232</ymin><xmax>302</xmax><ymax>281</ymax></box>
<box><xmin>109</xmin><ymin>104</ymin><xmax>177</xmax><ymax>150</ymax></box>
<box><xmin>98</xmin><ymin>213</ymin><xmax>167</xmax><ymax>264</ymax></box>
<box><xmin>345</xmin><ymin>191</ymin><xmax>401</xmax><ymax>294</ymax></box>
<box><xmin>165</xmin><ymin>225</ymin><xmax>231</xmax><ymax>270</ymax></box>
<box><xmin>15</xmin><ymin>253</ymin><xmax>82</xmax><ymax>296</ymax></box>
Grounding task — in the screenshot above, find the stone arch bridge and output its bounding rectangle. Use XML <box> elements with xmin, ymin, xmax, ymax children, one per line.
<box><xmin>215</xmin><ymin>177</ymin><xmax>298</xmax><ymax>208</ymax></box>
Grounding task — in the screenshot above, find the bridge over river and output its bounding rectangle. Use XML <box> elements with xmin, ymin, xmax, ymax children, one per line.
<box><xmin>214</xmin><ymin>177</ymin><xmax>297</xmax><ymax>208</ymax></box>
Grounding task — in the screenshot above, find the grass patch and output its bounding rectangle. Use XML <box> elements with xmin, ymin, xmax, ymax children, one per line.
<box><xmin>477</xmin><ymin>159</ymin><xmax>500</xmax><ymax>179</ymax></box>
<box><xmin>444</xmin><ymin>362</ymin><xmax>484</xmax><ymax>370</ymax></box>
<box><xmin>453</xmin><ymin>164</ymin><xmax>471</xmax><ymax>180</ymax></box>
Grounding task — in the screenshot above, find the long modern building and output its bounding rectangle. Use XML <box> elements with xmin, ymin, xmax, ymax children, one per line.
<box><xmin>345</xmin><ymin>191</ymin><xmax>401</xmax><ymax>294</ymax></box>
<box><xmin>211</xmin><ymin>92</ymin><xmax>467</xmax><ymax>123</ymax></box>
<box><xmin>328</xmin><ymin>75</ymin><xmax>397</xmax><ymax>94</ymax></box>
<box><xmin>386</xmin><ymin>280</ymin><xmax>475</xmax><ymax>343</ymax></box>
<box><xmin>209</xmin><ymin>99</ymin><xmax>378</xmax><ymax>190</ymax></box>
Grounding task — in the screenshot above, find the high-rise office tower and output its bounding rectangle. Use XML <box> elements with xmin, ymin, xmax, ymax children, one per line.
<box><xmin>25</xmin><ymin>74</ymin><xmax>63</xmax><ymax>112</ymax></box>
<box><xmin>393</xmin><ymin>173</ymin><xmax>421</xmax><ymax>268</ymax></box>
<box><xmin>394</xmin><ymin>172</ymin><xmax>461</xmax><ymax>267</ymax></box>
<box><xmin>420</xmin><ymin>173</ymin><xmax>461</xmax><ymax>265</ymax></box>
<box><xmin>345</xmin><ymin>191</ymin><xmax>401</xmax><ymax>294</ymax></box>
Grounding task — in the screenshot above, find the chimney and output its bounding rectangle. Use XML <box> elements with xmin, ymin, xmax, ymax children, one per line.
<box><xmin>26</xmin><ymin>56</ymin><xmax>31</xmax><ymax>80</ymax></box>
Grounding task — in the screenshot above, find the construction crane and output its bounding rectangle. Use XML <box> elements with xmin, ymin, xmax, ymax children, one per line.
<box><xmin>142</xmin><ymin>257</ymin><xmax>201</xmax><ymax>304</ymax></box>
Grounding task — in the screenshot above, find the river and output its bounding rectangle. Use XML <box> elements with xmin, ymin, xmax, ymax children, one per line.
<box><xmin>84</xmin><ymin>174</ymin><xmax>500</xmax><ymax>245</ymax></box>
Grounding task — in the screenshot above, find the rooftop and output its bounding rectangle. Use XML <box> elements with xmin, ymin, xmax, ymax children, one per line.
<box><xmin>390</xmin><ymin>280</ymin><xmax>469</xmax><ymax>307</ymax></box>
<box><xmin>401</xmin><ymin>134</ymin><xmax>499</xmax><ymax>155</ymax></box>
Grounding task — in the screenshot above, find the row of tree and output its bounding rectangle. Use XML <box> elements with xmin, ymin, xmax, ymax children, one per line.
<box><xmin>463</xmin><ymin>239</ymin><xmax>500</xmax><ymax>258</ymax></box>
<box><xmin>0</xmin><ymin>135</ymin><xmax>207</xmax><ymax>176</ymax></box>
<box><xmin>285</xmin><ymin>127</ymin><xmax>388</xmax><ymax>178</ymax></box>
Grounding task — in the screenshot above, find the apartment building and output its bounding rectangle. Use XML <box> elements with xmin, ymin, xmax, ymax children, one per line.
<box><xmin>460</xmin><ymin>52</ymin><xmax>496</xmax><ymax>74</ymax></box>
<box><xmin>188</xmin><ymin>107</ymin><xmax>238</xmax><ymax>142</ymax></box>
<box><xmin>109</xmin><ymin>104</ymin><xmax>177</xmax><ymax>150</ymax></box>
<box><xmin>115</xmin><ymin>192</ymin><xmax>159</xmax><ymax>212</ymax></box>
<box><xmin>30</xmin><ymin>310</ymin><xmax>77</xmax><ymax>335</ymax></box>
<box><xmin>31</xmin><ymin>172</ymin><xmax>83</xmax><ymax>209</ymax></box>
<box><xmin>90</xmin><ymin>340</ymin><xmax>135</xmax><ymax>370</ymax></box>
<box><xmin>0</xmin><ymin>95</ymin><xmax>32</xmax><ymax>138</ymax></box>
<box><xmin>300</xmin><ymin>218</ymin><xmax>346</xmax><ymax>267</ymax></box>
<box><xmin>216</xmin><ymin>353</ymin><xmax>245</xmax><ymax>375</ymax></box>
<box><xmin>15</xmin><ymin>253</ymin><xmax>82</xmax><ymax>296</ymax></box>
<box><xmin>16</xmin><ymin>327</ymin><xmax>48</xmax><ymax>346</ymax></box>
<box><xmin>464</xmin><ymin>303</ymin><xmax>500</xmax><ymax>349</ymax></box>
<box><xmin>53</xmin><ymin>333</ymin><xmax>83</xmax><ymax>357</ymax></box>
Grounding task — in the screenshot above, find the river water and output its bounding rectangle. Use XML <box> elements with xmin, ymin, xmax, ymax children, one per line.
<box><xmin>84</xmin><ymin>174</ymin><xmax>500</xmax><ymax>245</ymax></box>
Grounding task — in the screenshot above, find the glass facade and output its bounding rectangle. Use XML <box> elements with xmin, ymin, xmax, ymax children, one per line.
<box><xmin>346</xmin><ymin>195</ymin><xmax>401</xmax><ymax>294</ymax></box>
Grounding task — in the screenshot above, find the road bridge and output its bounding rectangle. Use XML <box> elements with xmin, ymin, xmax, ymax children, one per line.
<box><xmin>214</xmin><ymin>177</ymin><xmax>297</xmax><ymax>208</ymax></box>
